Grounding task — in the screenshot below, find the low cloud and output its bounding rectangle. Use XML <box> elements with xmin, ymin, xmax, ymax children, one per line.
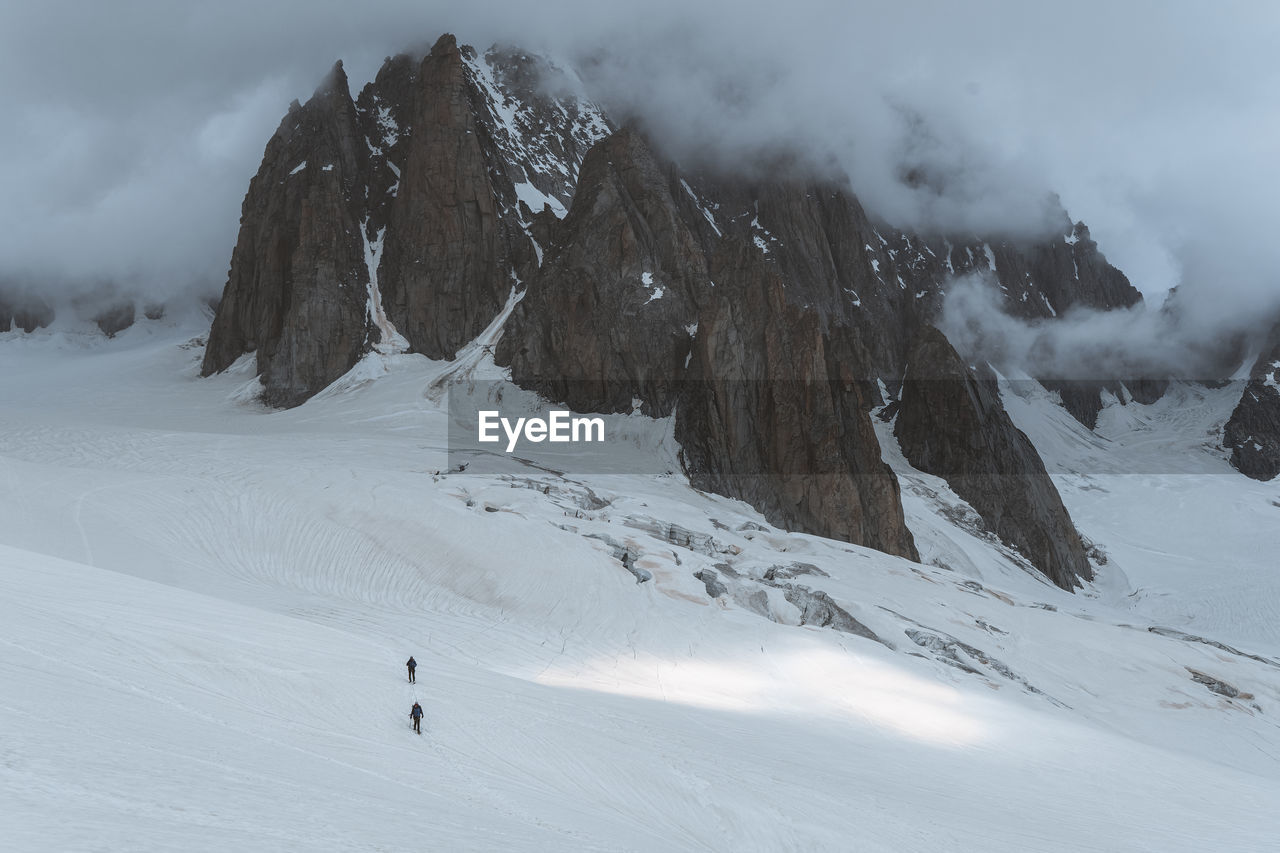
<box><xmin>939</xmin><ymin>275</ymin><xmax>1272</xmax><ymax>382</ymax></box>
<box><xmin>2</xmin><ymin>1</ymin><xmax>1277</xmax><ymax>340</ymax></box>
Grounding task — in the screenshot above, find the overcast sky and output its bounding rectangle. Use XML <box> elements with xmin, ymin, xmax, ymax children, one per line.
<box><xmin>2</xmin><ymin>1</ymin><xmax>1276</xmax><ymax>336</ymax></box>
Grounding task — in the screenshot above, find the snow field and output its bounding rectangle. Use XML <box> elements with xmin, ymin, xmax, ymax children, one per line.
<box><xmin>1</xmin><ymin>321</ymin><xmax>1279</xmax><ymax>851</ymax></box>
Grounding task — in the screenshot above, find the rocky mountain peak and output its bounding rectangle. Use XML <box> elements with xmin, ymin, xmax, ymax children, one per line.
<box><xmin>202</xmin><ymin>34</ymin><xmax>611</xmax><ymax>402</ymax></box>
<box><xmin>893</xmin><ymin>327</ymin><xmax>1093</xmax><ymax>589</ymax></box>
<box><xmin>1224</xmin><ymin>320</ymin><xmax>1280</xmax><ymax>481</ymax></box>
<box><xmin>200</xmin><ymin>36</ymin><xmax>1173</xmax><ymax>584</ymax></box>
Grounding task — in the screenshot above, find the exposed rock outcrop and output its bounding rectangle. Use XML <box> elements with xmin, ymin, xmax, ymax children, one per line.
<box><xmin>1040</xmin><ymin>377</ymin><xmax>1170</xmax><ymax>430</ymax></box>
<box><xmin>498</xmin><ymin>128</ymin><xmax>705</xmax><ymax>413</ymax></box>
<box><xmin>71</xmin><ymin>287</ymin><xmax>138</xmax><ymax>338</ymax></box>
<box><xmin>0</xmin><ymin>286</ymin><xmax>54</xmax><ymax>333</ymax></box>
<box><xmin>1025</xmin><ymin>221</ymin><xmax>1142</xmax><ymax>316</ymax></box>
<box><xmin>676</xmin><ymin>239</ymin><xmax>918</xmax><ymax>559</ymax></box>
<box><xmin>204</xmin><ymin>36</ymin><xmax>611</xmax><ymax>404</ymax></box>
<box><xmin>1224</xmin><ymin>327</ymin><xmax>1280</xmax><ymax>481</ymax></box>
<box><xmin>500</xmin><ymin>130</ymin><xmax>916</xmax><ymax>559</ymax></box>
<box><xmin>894</xmin><ymin>327</ymin><xmax>1093</xmax><ymax>589</ymax></box>
<box><xmin>1</xmin><ymin>282</ymin><xmax>155</xmax><ymax>338</ymax></box>
<box><xmin>375</xmin><ymin>36</ymin><xmax>532</xmax><ymax>359</ymax></box>
<box><xmin>202</xmin><ymin>61</ymin><xmax>372</xmax><ymax>406</ymax></box>
<box><xmin>949</xmin><ymin>218</ymin><xmax>1150</xmax><ymax>429</ymax></box>
<box><xmin>91</xmin><ymin>302</ymin><xmax>136</xmax><ymax>337</ymax></box>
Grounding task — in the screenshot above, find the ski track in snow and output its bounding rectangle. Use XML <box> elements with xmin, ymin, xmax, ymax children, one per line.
<box><xmin>1</xmin><ymin>322</ymin><xmax>1279</xmax><ymax>851</ymax></box>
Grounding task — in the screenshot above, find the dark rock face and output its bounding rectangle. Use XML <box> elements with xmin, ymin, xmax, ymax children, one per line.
<box><xmin>500</xmin><ymin>130</ymin><xmax>916</xmax><ymax>559</ymax></box>
<box><xmin>0</xmin><ymin>287</ymin><xmax>54</xmax><ymax>333</ymax></box>
<box><xmin>1224</xmin><ymin>330</ymin><xmax>1280</xmax><ymax>481</ymax></box>
<box><xmin>204</xmin><ymin>36</ymin><xmax>611</xmax><ymax>403</ymax></box>
<box><xmin>944</xmin><ymin>219</ymin><xmax>1149</xmax><ymax>429</ymax></box>
<box><xmin>676</xmin><ymin>241</ymin><xmax>918</xmax><ymax>560</ymax></box>
<box><xmin>499</xmin><ymin>130</ymin><xmax>1144</xmax><ymax>424</ymax></box>
<box><xmin>2</xmin><ymin>282</ymin><xmax>150</xmax><ymax>338</ymax></box>
<box><xmin>847</xmin><ymin>216</ymin><xmax>1142</xmax><ymax>381</ymax></box>
<box><xmin>1039</xmin><ymin>380</ymin><xmax>1111</xmax><ymax>430</ymax></box>
<box><xmin>375</xmin><ymin>36</ymin><xmax>529</xmax><ymax>359</ymax></box>
<box><xmin>376</xmin><ymin>40</ymin><xmax>609</xmax><ymax>361</ymax></box>
<box><xmin>71</xmin><ymin>287</ymin><xmax>138</xmax><ymax>337</ymax></box>
<box><xmin>1040</xmin><ymin>377</ymin><xmax>1171</xmax><ymax>430</ymax></box>
<box><xmin>202</xmin><ymin>62</ymin><xmax>372</xmax><ymax>406</ymax></box>
<box><xmin>894</xmin><ymin>327</ymin><xmax>1093</xmax><ymax>589</ymax></box>
<box><xmin>1025</xmin><ymin>222</ymin><xmax>1142</xmax><ymax>316</ymax></box>
<box><xmin>498</xmin><ymin>128</ymin><xmax>705</xmax><ymax>413</ymax></box>
<box><xmin>91</xmin><ymin>302</ymin><xmax>136</xmax><ymax>337</ymax></box>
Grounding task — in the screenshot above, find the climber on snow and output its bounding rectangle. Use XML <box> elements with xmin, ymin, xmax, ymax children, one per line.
<box><xmin>410</xmin><ymin>701</ymin><xmax>424</xmax><ymax>734</ymax></box>
<box><xmin>406</xmin><ymin>656</ymin><xmax>417</xmax><ymax>683</ymax></box>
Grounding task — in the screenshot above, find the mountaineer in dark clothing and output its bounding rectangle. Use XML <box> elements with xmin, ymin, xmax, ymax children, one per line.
<box><xmin>406</xmin><ymin>656</ymin><xmax>417</xmax><ymax>683</ymax></box>
<box><xmin>410</xmin><ymin>702</ymin><xmax>424</xmax><ymax>734</ymax></box>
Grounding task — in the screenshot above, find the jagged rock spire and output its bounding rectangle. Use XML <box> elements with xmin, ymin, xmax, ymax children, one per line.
<box><xmin>1224</xmin><ymin>322</ymin><xmax>1280</xmax><ymax>481</ymax></box>
<box><xmin>202</xmin><ymin>35</ymin><xmax>1145</xmax><ymax>582</ymax></box>
<box><xmin>894</xmin><ymin>327</ymin><xmax>1093</xmax><ymax>589</ymax></box>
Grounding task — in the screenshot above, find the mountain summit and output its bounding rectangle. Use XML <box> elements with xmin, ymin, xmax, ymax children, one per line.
<box><xmin>199</xmin><ymin>34</ymin><xmax>1270</xmax><ymax>589</ymax></box>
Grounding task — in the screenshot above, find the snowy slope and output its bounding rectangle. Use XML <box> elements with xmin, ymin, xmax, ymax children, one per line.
<box><xmin>2</xmin><ymin>321</ymin><xmax>1279</xmax><ymax>851</ymax></box>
